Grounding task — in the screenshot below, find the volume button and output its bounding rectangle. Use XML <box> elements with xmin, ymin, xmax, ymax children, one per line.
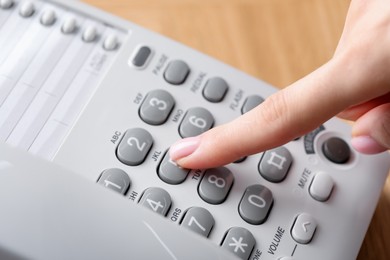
<box><xmin>19</xmin><ymin>1</ymin><xmax>35</xmax><ymax>17</ymax></box>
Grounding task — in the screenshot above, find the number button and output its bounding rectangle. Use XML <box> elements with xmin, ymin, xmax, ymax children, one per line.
<box><xmin>139</xmin><ymin>89</ymin><xmax>175</xmax><ymax>125</ymax></box>
<box><xmin>239</xmin><ymin>184</ymin><xmax>273</xmax><ymax>225</ymax></box>
<box><xmin>158</xmin><ymin>150</ymin><xmax>190</xmax><ymax>184</ymax></box>
<box><xmin>181</xmin><ymin>207</ymin><xmax>214</xmax><ymax>237</ymax></box>
<box><xmin>198</xmin><ymin>167</ymin><xmax>234</xmax><ymax>204</ymax></box>
<box><xmin>139</xmin><ymin>187</ymin><xmax>172</xmax><ymax>216</ymax></box>
<box><xmin>116</xmin><ymin>128</ymin><xmax>153</xmax><ymax>166</ymax></box>
<box><xmin>221</xmin><ymin>227</ymin><xmax>255</xmax><ymax>260</ymax></box>
<box><xmin>179</xmin><ymin>107</ymin><xmax>214</xmax><ymax>138</ymax></box>
<box><xmin>97</xmin><ymin>168</ymin><xmax>131</xmax><ymax>195</ymax></box>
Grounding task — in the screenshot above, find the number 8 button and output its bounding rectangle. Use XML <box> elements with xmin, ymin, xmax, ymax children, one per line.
<box><xmin>179</xmin><ymin>107</ymin><xmax>214</xmax><ymax>138</ymax></box>
<box><xmin>198</xmin><ymin>167</ymin><xmax>234</xmax><ymax>204</ymax></box>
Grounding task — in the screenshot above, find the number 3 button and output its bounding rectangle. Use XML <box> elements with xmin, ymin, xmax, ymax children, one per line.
<box><xmin>139</xmin><ymin>89</ymin><xmax>175</xmax><ymax>125</ymax></box>
<box><xmin>116</xmin><ymin>128</ymin><xmax>153</xmax><ymax>166</ymax></box>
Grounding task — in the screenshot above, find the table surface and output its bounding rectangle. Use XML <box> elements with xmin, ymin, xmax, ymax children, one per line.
<box><xmin>82</xmin><ymin>0</ymin><xmax>390</xmax><ymax>259</ymax></box>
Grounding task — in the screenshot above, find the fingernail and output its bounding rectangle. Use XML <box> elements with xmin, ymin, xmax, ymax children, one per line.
<box><xmin>169</xmin><ymin>136</ymin><xmax>201</xmax><ymax>161</ymax></box>
<box><xmin>351</xmin><ymin>135</ymin><xmax>387</xmax><ymax>154</ymax></box>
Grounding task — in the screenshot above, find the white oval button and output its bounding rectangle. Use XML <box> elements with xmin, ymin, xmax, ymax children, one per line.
<box><xmin>309</xmin><ymin>172</ymin><xmax>334</xmax><ymax>202</ymax></box>
<box><xmin>61</xmin><ymin>17</ymin><xmax>77</xmax><ymax>34</ymax></box>
<box><xmin>82</xmin><ymin>26</ymin><xmax>97</xmax><ymax>42</ymax></box>
<box><xmin>40</xmin><ymin>9</ymin><xmax>56</xmax><ymax>26</ymax></box>
<box><xmin>291</xmin><ymin>213</ymin><xmax>317</xmax><ymax>244</ymax></box>
<box><xmin>19</xmin><ymin>1</ymin><xmax>34</xmax><ymax>17</ymax></box>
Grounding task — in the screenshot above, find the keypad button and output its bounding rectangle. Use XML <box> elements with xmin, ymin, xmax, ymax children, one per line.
<box><xmin>82</xmin><ymin>25</ymin><xmax>97</xmax><ymax>42</ymax></box>
<box><xmin>139</xmin><ymin>89</ymin><xmax>175</xmax><ymax>125</ymax></box>
<box><xmin>258</xmin><ymin>146</ymin><xmax>292</xmax><ymax>183</ymax></box>
<box><xmin>322</xmin><ymin>137</ymin><xmax>350</xmax><ymax>164</ymax></box>
<box><xmin>131</xmin><ymin>46</ymin><xmax>152</xmax><ymax>68</ymax></box>
<box><xmin>164</xmin><ymin>60</ymin><xmax>190</xmax><ymax>85</ymax></box>
<box><xmin>97</xmin><ymin>168</ymin><xmax>131</xmax><ymax>195</ymax></box>
<box><xmin>158</xmin><ymin>151</ymin><xmax>190</xmax><ymax>184</ymax></box>
<box><xmin>241</xmin><ymin>95</ymin><xmax>264</xmax><ymax>114</ymax></box>
<box><xmin>239</xmin><ymin>184</ymin><xmax>273</xmax><ymax>225</ymax></box>
<box><xmin>19</xmin><ymin>1</ymin><xmax>34</xmax><ymax>17</ymax></box>
<box><xmin>309</xmin><ymin>172</ymin><xmax>334</xmax><ymax>202</ymax></box>
<box><xmin>61</xmin><ymin>17</ymin><xmax>77</xmax><ymax>34</ymax></box>
<box><xmin>202</xmin><ymin>77</ymin><xmax>229</xmax><ymax>103</ymax></box>
<box><xmin>279</xmin><ymin>257</ymin><xmax>294</xmax><ymax>260</ymax></box>
<box><xmin>179</xmin><ymin>107</ymin><xmax>214</xmax><ymax>138</ymax></box>
<box><xmin>291</xmin><ymin>213</ymin><xmax>317</xmax><ymax>244</ymax></box>
<box><xmin>181</xmin><ymin>207</ymin><xmax>214</xmax><ymax>237</ymax></box>
<box><xmin>198</xmin><ymin>167</ymin><xmax>234</xmax><ymax>204</ymax></box>
<box><xmin>221</xmin><ymin>227</ymin><xmax>255</xmax><ymax>260</ymax></box>
<box><xmin>40</xmin><ymin>9</ymin><xmax>56</xmax><ymax>26</ymax></box>
<box><xmin>0</xmin><ymin>0</ymin><xmax>14</xmax><ymax>9</ymax></box>
<box><xmin>139</xmin><ymin>187</ymin><xmax>171</xmax><ymax>216</ymax></box>
<box><xmin>116</xmin><ymin>128</ymin><xmax>153</xmax><ymax>166</ymax></box>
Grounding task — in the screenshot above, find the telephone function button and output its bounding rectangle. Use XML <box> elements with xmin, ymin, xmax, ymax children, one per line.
<box><xmin>103</xmin><ymin>34</ymin><xmax>118</xmax><ymax>51</ymax></box>
<box><xmin>97</xmin><ymin>168</ymin><xmax>131</xmax><ymax>195</ymax></box>
<box><xmin>19</xmin><ymin>1</ymin><xmax>34</xmax><ymax>17</ymax></box>
<box><xmin>139</xmin><ymin>89</ymin><xmax>175</xmax><ymax>125</ymax></box>
<box><xmin>181</xmin><ymin>207</ymin><xmax>214</xmax><ymax>237</ymax></box>
<box><xmin>322</xmin><ymin>137</ymin><xmax>351</xmax><ymax>164</ymax></box>
<box><xmin>116</xmin><ymin>128</ymin><xmax>153</xmax><ymax>166</ymax></box>
<box><xmin>0</xmin><ymin>0</ymin><xmax>14</xmax><ymax>9</ymax></box>
<box><xmin>221</xmin><ymin>227</ymin><xmax>256</xmax><ymax>260</ymax></box>
<box><xmin>164</xmin><ymin>60</ymin><xmax>190</xmax><ymax>85</ymax></box>
<box><xmin>139</xmin><ymin>187</ymin><xmax>171</xmax><ymax>216</ymax></box>
<box><xmin>241</xmin><ymin>95</ymin><xmax>264</xmax><ymax>114</ymax></box>
<box><xmin>40</xmin><ymin>9</ymin><xmax>56</xmax><ymax>26</ymax></box>
<box><xmin>82</xmin><ymin>25</ymin><xmax>97</xmax><ymax>42</ymax></box>
<box><xmin>202</xmin><ymin>77</ymin><xmax>229</xmax><ymax>103</ymax></box>
<box><xmin>179</xmin><ymin>107</ymin><xmax>214</xmax><ymax>138</ymax></box>
<box><xmin>198</xmin><ymin>167</ymin><xmax>234</xmax><ymax>204</ymax></box>
<box><xmin>158</xmin><ymin>151</ymin><xmax>190</xmax><ymax>185</ymax></box>
<box><xmin>259</xmin><ymin>146</ymin><xmax>292</xmax><ymax>183</ymax></box>
<box><xmin>239</xmin><ymin>184</ymin><xmax>273</xmax><ymax>225</ymax></box>
<box><xmin>61</xmin><ymin>17</ymin><xmax>77</xmax><ymax>34</ymax></box>
<box><xmin>131</xmin><ymin>46</ymin><xmax>152</xmax><ymax>68</ymax></box>
<box><xmin>291</xmin><ymin>213</ymin><xmax>317</xmax><ymax>244</ymax></box>
<box><xmin>309</xmin><ymin>172</ymin><xmax>334</xmax><ymax>202</ymax></box>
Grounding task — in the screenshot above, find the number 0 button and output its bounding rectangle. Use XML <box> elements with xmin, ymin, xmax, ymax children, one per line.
<box><xmin>179</xmin><ymin>107</ymin><xmax>214</xmax><ymax>138</ymax></box>
<box><xmin>117</xmin><ymin>128</ymin><xmax>153</xmax><ymax>166</ymax></box>
<box><xmin>239</xmin><ymin>184</ymin><xmax>273</xmax><ymax>225</ymax></box>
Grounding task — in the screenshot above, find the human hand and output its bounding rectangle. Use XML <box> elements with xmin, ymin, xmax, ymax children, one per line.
<box><xmin>169</xmin><ymin>0</ymin><xmax>390</xmax><ymax>169</ymax></box>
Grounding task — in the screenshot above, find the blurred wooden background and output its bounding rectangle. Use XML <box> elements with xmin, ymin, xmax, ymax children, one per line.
<box><xmin>83</xmin><ymin>0</ymin><xmax>390</xmax><ymax>259</ymax></box>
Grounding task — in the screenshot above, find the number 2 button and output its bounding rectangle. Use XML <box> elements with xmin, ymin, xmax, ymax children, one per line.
<box><xmin>116</xmin><ymin>128</ymin><xmax>153</xmax><ymax>166</ymax></box>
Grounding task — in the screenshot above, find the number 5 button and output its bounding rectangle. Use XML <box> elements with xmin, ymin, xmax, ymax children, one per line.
<box><xmin>239</xmin><ymin>184</ymin><xmax>273</xmax><ymax>225</ymax></box>
<box><xmin>117</xmin><ymin>128</ymin><xmax>153</xmax><ymax>166</ymax></box>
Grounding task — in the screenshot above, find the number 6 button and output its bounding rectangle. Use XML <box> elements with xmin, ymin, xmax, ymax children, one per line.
<box><xmin>179</xmin><ymin>107</ymin><xmax>214</xmax><ymax>138</ymax></box>
<box><xmin>116</xmin><ymin>128</ymin><xmax>153</xmax><ymax>166</ymax></box>
<box><xmin>239</xmin><ymin>184</ymin><xmax>273</xmax><ymax>225</ymax></box>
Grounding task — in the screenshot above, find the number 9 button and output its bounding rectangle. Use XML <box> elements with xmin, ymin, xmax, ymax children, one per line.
<box><xmin>139</xmin><ymin>89</ymin><xmax>175</xmax><ymax>125</ymax></box>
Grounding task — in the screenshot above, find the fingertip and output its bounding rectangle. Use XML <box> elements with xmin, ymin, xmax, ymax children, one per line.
<box><xmin>351</xmin><ymin>135</ymin><xmax>388</xmax><ymax>154</ymax></box>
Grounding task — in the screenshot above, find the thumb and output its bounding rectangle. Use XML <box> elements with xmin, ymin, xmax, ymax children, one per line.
<box><xmin>351</xmin><ymin>103</ymin><xmax>390</xmax><ymax>154</ymax></box>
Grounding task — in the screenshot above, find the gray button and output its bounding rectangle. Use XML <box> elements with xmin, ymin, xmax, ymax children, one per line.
<box><xmin>179</xmin><ymin>107</ymin><xmax>214</xmax><ymax>138</ymax></box>
<box><xmin>97</xmin><ymin>168</ymin><xmax>130</xmax><ymax>195</ymax></box>
<box><xmin>139</xmin><ymin>89</ymin><xmax>175</xmax><ymax>125</ymax></box>
<box><xmin>322</xmin><ymin>137</ymin><xmax>350</xmax><ymax>164</ymax></box>
<box><xmin>116</xmin><ymin>128</ymin><xmax>153</xmax><ymax>166</ymax></box>
<box><xmin>241</xmin><ymin>95</ymin><xmax>264</xmax><ymax>114</ymax></box>
<box><xmin>131</xmin><ymin>46</ymin><xmax>152</xmax><ymax>68</ymax></box>
<box><xmin>158</xmin><ymin>151</ymin><xmax>190</xmax><ymax>184</ymax></box>
<box><xmin>202</xmin><ymin>77</ymin><xmax>229</xmax><ymax>103</ymax></box>
<box><xmin>139</xmin><ymin>187</ymin><xmax>171</xmax><ymax>216</ymax></box>
<box><xmin>291</xmin><ymin>213</ymin><xmax>317</xmax><ymax>244</ymax></box>
<box><xmin>164</xmin><ymin>60</ymin><xmax>190</xmax><ymax>85</ymax></box>
<box><xmin>239</xmin><ymin>184</ymin><xmax>273</xmax><ymax>225</ymax></box>
<box><xmin>221</xmin><ymin>227</ymin><xmax>255</xmax><ymax>260</ymax></box>
<box><xmin>198</xmin><ymin>167</ymin><xmax>234</xmax><ymax>204</ymax></box>
<box><xmin>258</xmin><ymin>146</ymin><xmax>292</xmax><ymax>183</ymax></box>
<box><xmin>181</xmin><ymin>207</ymin><xmax>214</xmax><ymax>237</ymax></box>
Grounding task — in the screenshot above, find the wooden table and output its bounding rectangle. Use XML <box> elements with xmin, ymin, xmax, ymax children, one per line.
<box><xmin>82</xmin><ymin>1</ymin><xmax>390</xmax><ymax>259</ymax></box>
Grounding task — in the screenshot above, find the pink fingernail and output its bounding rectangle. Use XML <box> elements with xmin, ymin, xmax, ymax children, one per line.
<box><xmin>351</xmin><ymin>136</ymin><xmax>387</xmax><ymax>154</ymax></box>
<box><xmin>169</xmin><ymin>136</ymin><xmax>201</xmax><ymax>161</ymax></box>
